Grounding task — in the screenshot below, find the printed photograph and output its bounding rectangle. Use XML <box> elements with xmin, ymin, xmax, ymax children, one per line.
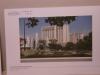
<box><xmin>19</xmin><ymin>16</ymin><xmax>92</xmax><ymax>62</ymax></box>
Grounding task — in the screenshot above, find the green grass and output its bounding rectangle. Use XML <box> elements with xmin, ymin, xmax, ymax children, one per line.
<box><xmin>20</xmin><ymin>49</ymin><xmax>92</xmax><ymax>58</ymax></box>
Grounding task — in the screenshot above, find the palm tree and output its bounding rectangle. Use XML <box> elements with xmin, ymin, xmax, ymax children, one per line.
<box><xmin>23</xmin><ymin>17</ymin><xmax>38</xmax><ymax>50</ymax></box>
<box><xmin>26</xmin><ymin>17</ymin><xmax>39</xmax><ymax>28</ymax></box>
<box><xmin>45</xmin><ymin>16</ymin><xmax>76</xmax><ymax>26</ymax></box>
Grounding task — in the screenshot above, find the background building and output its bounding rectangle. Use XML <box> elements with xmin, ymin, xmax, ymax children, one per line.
<box><xmin>70</xmin><ymin>32</ymin><xmax>85</xmax><ymax>44</ymax></box>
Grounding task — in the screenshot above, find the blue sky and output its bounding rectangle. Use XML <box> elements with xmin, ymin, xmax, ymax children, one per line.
<box><xmin>19</xmin><ymin>16</ymin><xmax>92</xmax><ymax>38</ymax></box>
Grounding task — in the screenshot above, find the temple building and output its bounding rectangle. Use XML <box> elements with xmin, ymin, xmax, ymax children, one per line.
<box><xmin>40</xmin><ymin>24</ymin><xmax>70</xmax><ymax>46</ymax></box>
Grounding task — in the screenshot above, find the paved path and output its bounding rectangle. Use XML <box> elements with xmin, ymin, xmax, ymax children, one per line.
<box><xmin>21</xmin><ymin>57</ymin><xmax>92</xmax><ymax>62</ymax></box>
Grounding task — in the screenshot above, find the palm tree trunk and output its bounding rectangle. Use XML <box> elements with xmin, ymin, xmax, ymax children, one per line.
<box><xmin>24</xmin><ymin>19</ymin><xmax>26</xmax><ymax>51</ymax></box>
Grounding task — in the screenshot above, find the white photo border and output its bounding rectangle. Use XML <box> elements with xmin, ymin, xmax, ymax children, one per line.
<box><xmin>4</xmin><ymin>6</ymin><xmax>100</xmax><ymax>75</ymax></box>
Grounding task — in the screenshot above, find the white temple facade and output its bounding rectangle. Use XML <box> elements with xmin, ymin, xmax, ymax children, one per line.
<box><xmin>41</xmin><ymin>24</ymin><xmax>70</xmax><ymax>45</ymax></box>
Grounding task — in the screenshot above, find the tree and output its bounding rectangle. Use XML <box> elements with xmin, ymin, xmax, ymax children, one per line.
<box><xmin>45</xmin><ymin>16</ymin><xmax>76</xmax><ymax>26</ymax></box>
<box><xmin>83</xmin><ymin>32</ymin><xmax>92</xmax><ymax>50</ymax></box>
<box><xmin>76</xmin><ymin>32</ymin><xmax>92</xmax><ymax>53</ymax></box>
<box><xmin>26</xmin><ymin>17</ymin><xmax>39</xmax><ymax>28</ymax></box>
<box><xmin>49</xmin><ymin>39</ymin><xmax>57</xmax><ymax>44</ymax></box>
<box><xmin>48</xmin><ymin>43</ymin><xmax>62</xmax><ymax>50</ymax></box>
<box><xmin>20</xmin><ymin>38</ymin><xmax>26</xmax><ymax>47</ymax></box>
<box><xmin>64</xmin><ymin>42</ymin><xmax>75</xmax><ymax>50</ymax></box>
<box><xmin>38</xmin><ymin>40</ymin><xmax>46</xmax><ymax>50</ymax></box>
<box><xmin>23</xmin><ymin>17</ymin><xmax>38</xmax><ymax>50</ymax></box>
